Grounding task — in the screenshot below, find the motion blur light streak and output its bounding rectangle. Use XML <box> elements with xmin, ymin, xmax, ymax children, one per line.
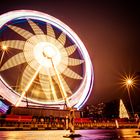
<box><xmin>0</xmin><ymin>10</ymin><xmax>93</xmax><ymax>109</ymax></box>
<box><xmin>0</xmin><ymin>100</ymin><xmax>9</xmax><ymax>113</ymax></box>
<box><xmin>15</xmin><ymin>65</ymin><xmax>42</xmax><ymax>106</ymax></box>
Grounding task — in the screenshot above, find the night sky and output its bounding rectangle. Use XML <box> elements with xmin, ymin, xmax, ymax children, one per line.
<box><xmin>0</xmin><ymin>0</ymin><xmax>140</xmax><ymax>109</ymax></box>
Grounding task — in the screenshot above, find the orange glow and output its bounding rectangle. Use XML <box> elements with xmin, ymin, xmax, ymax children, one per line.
<box><xmin>2</xmin><ymin>45</ymin><xmax>7</xmax><ymax>51</ymax></box>
<box><xmin>120</xmin><ymin>73</ymin><xmax>137</xmax><ymax>89</ymax></box>
<box><xmin>126</xmin><ymin>79</ymin><xmax>133</xmax><ymax>86</ymax></box>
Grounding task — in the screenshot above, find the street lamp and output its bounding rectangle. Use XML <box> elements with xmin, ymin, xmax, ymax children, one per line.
<box><xmin>125</xmin><ymin>77</ymin><xmax>135</xmax><ymax>117</ymax></box>
<box><xmin>120</xmin><ymin>73</ymin><xmax>137</xmax><ymax>117</ymax></box>
<box><xmin>126</xmin><ymin>79</ymin><xmax>133</xmax><ymax>85</ymax></box>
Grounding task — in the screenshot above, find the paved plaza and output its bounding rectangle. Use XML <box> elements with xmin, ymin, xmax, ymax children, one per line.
<box><xmin>0</xmin><ymin>129</ymin><xmax>140</xmax><ymax>140</ymax></box>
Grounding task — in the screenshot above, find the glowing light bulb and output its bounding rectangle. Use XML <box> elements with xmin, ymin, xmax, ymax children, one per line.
<box><xmin>126</xmin><ymin>79</ymin><xmax>133</xmax><ymax>86</ymax></box>
<box><xmin>43</xmin><ymin>46</ymin><xmax>56</xmax><ymax>58</ymax></box>
<box><xmin>2</xmin><ymin>45</ymin><xmax>7</xmax><ymax>51</ymax></box>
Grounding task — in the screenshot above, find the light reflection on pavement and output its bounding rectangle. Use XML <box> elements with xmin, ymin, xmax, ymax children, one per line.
<box><xmin>0</xmin><ymin>129</ymin><xmax>140</xmax><ymax>140</ymax></box>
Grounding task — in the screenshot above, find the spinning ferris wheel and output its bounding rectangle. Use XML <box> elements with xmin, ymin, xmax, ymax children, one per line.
<box><xmin>0</xmin><ymin>10</ymin><xmax>93</xmax><ymax>109</ymax></box>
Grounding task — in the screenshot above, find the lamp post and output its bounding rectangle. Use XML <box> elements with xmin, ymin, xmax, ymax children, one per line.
<box><xmin>125</xmin><ymin>78</ymin><xmax>135</xmax><ymax>117</ymax></box>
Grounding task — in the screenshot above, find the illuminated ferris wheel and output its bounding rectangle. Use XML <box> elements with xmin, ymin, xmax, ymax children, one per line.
<box><xmin>0</xmin><ymin>10</ymin><xmax>93</xmax><ymax>109</ymax></box>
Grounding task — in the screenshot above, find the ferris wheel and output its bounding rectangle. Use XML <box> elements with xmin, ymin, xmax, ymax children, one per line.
<box><xmin>0</xmin><ymin>10</ymin><xmax>93</xmax><ymax>109</ymax></box>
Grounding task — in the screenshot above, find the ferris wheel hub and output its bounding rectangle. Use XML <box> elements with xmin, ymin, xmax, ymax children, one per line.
<box><xmin>33</xmin><ymin>41</ymin><xmax>61</xmax><ymax>69</ymax></box>
<box><xmin>43</xmin><ymin>44</ymin><xmax>57</xmax><ymax>59</ymax></box>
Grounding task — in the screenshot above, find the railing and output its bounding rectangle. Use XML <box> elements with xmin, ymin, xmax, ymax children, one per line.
<box><xmin>0</xmin><ymin>120</ymin><xmax>138</xmax><ymax>130</ymax></box>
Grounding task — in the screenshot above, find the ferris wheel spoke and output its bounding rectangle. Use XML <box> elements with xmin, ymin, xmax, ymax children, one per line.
<box><xmin>57</xmin><ymin>63</ymin><xmax>67</xmax><ymax>72</ymax></box>
<box><xmin>58</xmin><ymin>32</ymin><xmax>66</xmax><ymax>46</ymax></box>
<box><xmin>28</xmin><ymin>19</ymin><xmax>44</xmax><ymax>35</ymax></box>
<box><xmin>0</xmin><ymin>52</ymin><xmax>5</xmax><ymax>67</ymax></box>
<box><xmin>19</xmin><ymin>65</ymin><xmax>36</xmax><ymax>92</ymax></box>
<box><xmin>47</xmin><ymin>24</ymin><xmax>55</xmax><ymax>38</ymax></box>
<box><xmin>26</xmin><ymin>37</ymin><xmax>39</xmax><ymax>46</ymax></box>
<box><xmin>15</xmin><ymin>65</ymin><xmax>42</xmax><ymax>106</ymax></box>
<box><xmin>47</xmin><ymin>70</ymin><xmax>58</xmax><ymax>101</ymax></box>
<box><xmin>0</xmin><ymin>52</ymin><xmax>26</xmax><ymax>71</ymax></box>
<box><xmin>65</xmin><ymin>45</ymin><xmax>77</xmax><ymax>56</ymax></box>
<box><xmin>39</xmin><ymin>74</ymin><xmax>52</xmax><ymax>100</ymax></box>
<box><xmin>58</xmin><ymin>47</ymin><xmax>68</xmax><ymax>58</ymax></box>
<box><xmin>24</xmin><ymin>41</ymin><xmax>35</xmax><ymax>51</ymax></box>
<box><xmin>68</xmin><ymin>58</ymin><xmax>84</xmax><ymax>66</ymax></box>
<box><xmin>52</xmin><ymin>60</ymin><xmax>67</xmax><ymax>98</ymax></box>
<box><xmin>24</xmin><ymin>51</ymin><xmax>34</xmax><ymax>62</ymax></box>
<box><xmin>23</xmin><ymin>42</ymin><xmax>35</xmax><ymax>62</ymax></box>
<box><xmin>63</xmin><ymin>68</ymin><xmax>83</xmax><ymax>79</ymax></box>
<box><xmin>1</xmin><ymin>40</ymin><xmax>25</xmax><ymax>50</ymax></box>
<box><xmin>30</xmin><ymin>84</ymin><xmax>41</xmax><ymax>99</ymax></box>
<box><xmin>51</xmin><ymin>59</ymin><xmax>71</xmax><ymax>107</ymax></box>
<box><xmin>53</xmin><ymin>75</ymin><xmax>72</xmax><ymax>94</ymax></box>
<box><xmin>8</xmin><ymin>25</ymin><xmax>34</xmax><ymax>40</ymax></box>
<box><xmin>30</xmin><ymin>84</ymin><xmax>49</xmax><ymax>100</ymax></box>
<box><xmin>39</xmin><ymin>73</ymin><xmax>57</xmax><ymax>101</ymax></box>
<box><xmin>28</xmin><ymin>20</ymin><xmax>46</xmax><ymax>41</ymax></box>
<box><xmin>28</xmin><ymin>60</ymin><xmax>40</xmax><ymax>70</ymax></box>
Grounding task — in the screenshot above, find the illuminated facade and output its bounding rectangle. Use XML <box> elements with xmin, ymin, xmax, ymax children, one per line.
<box><xmin>0</xmin><ymin>10</ymin><xmax>93</xmax><ymax>109</ymax></box>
